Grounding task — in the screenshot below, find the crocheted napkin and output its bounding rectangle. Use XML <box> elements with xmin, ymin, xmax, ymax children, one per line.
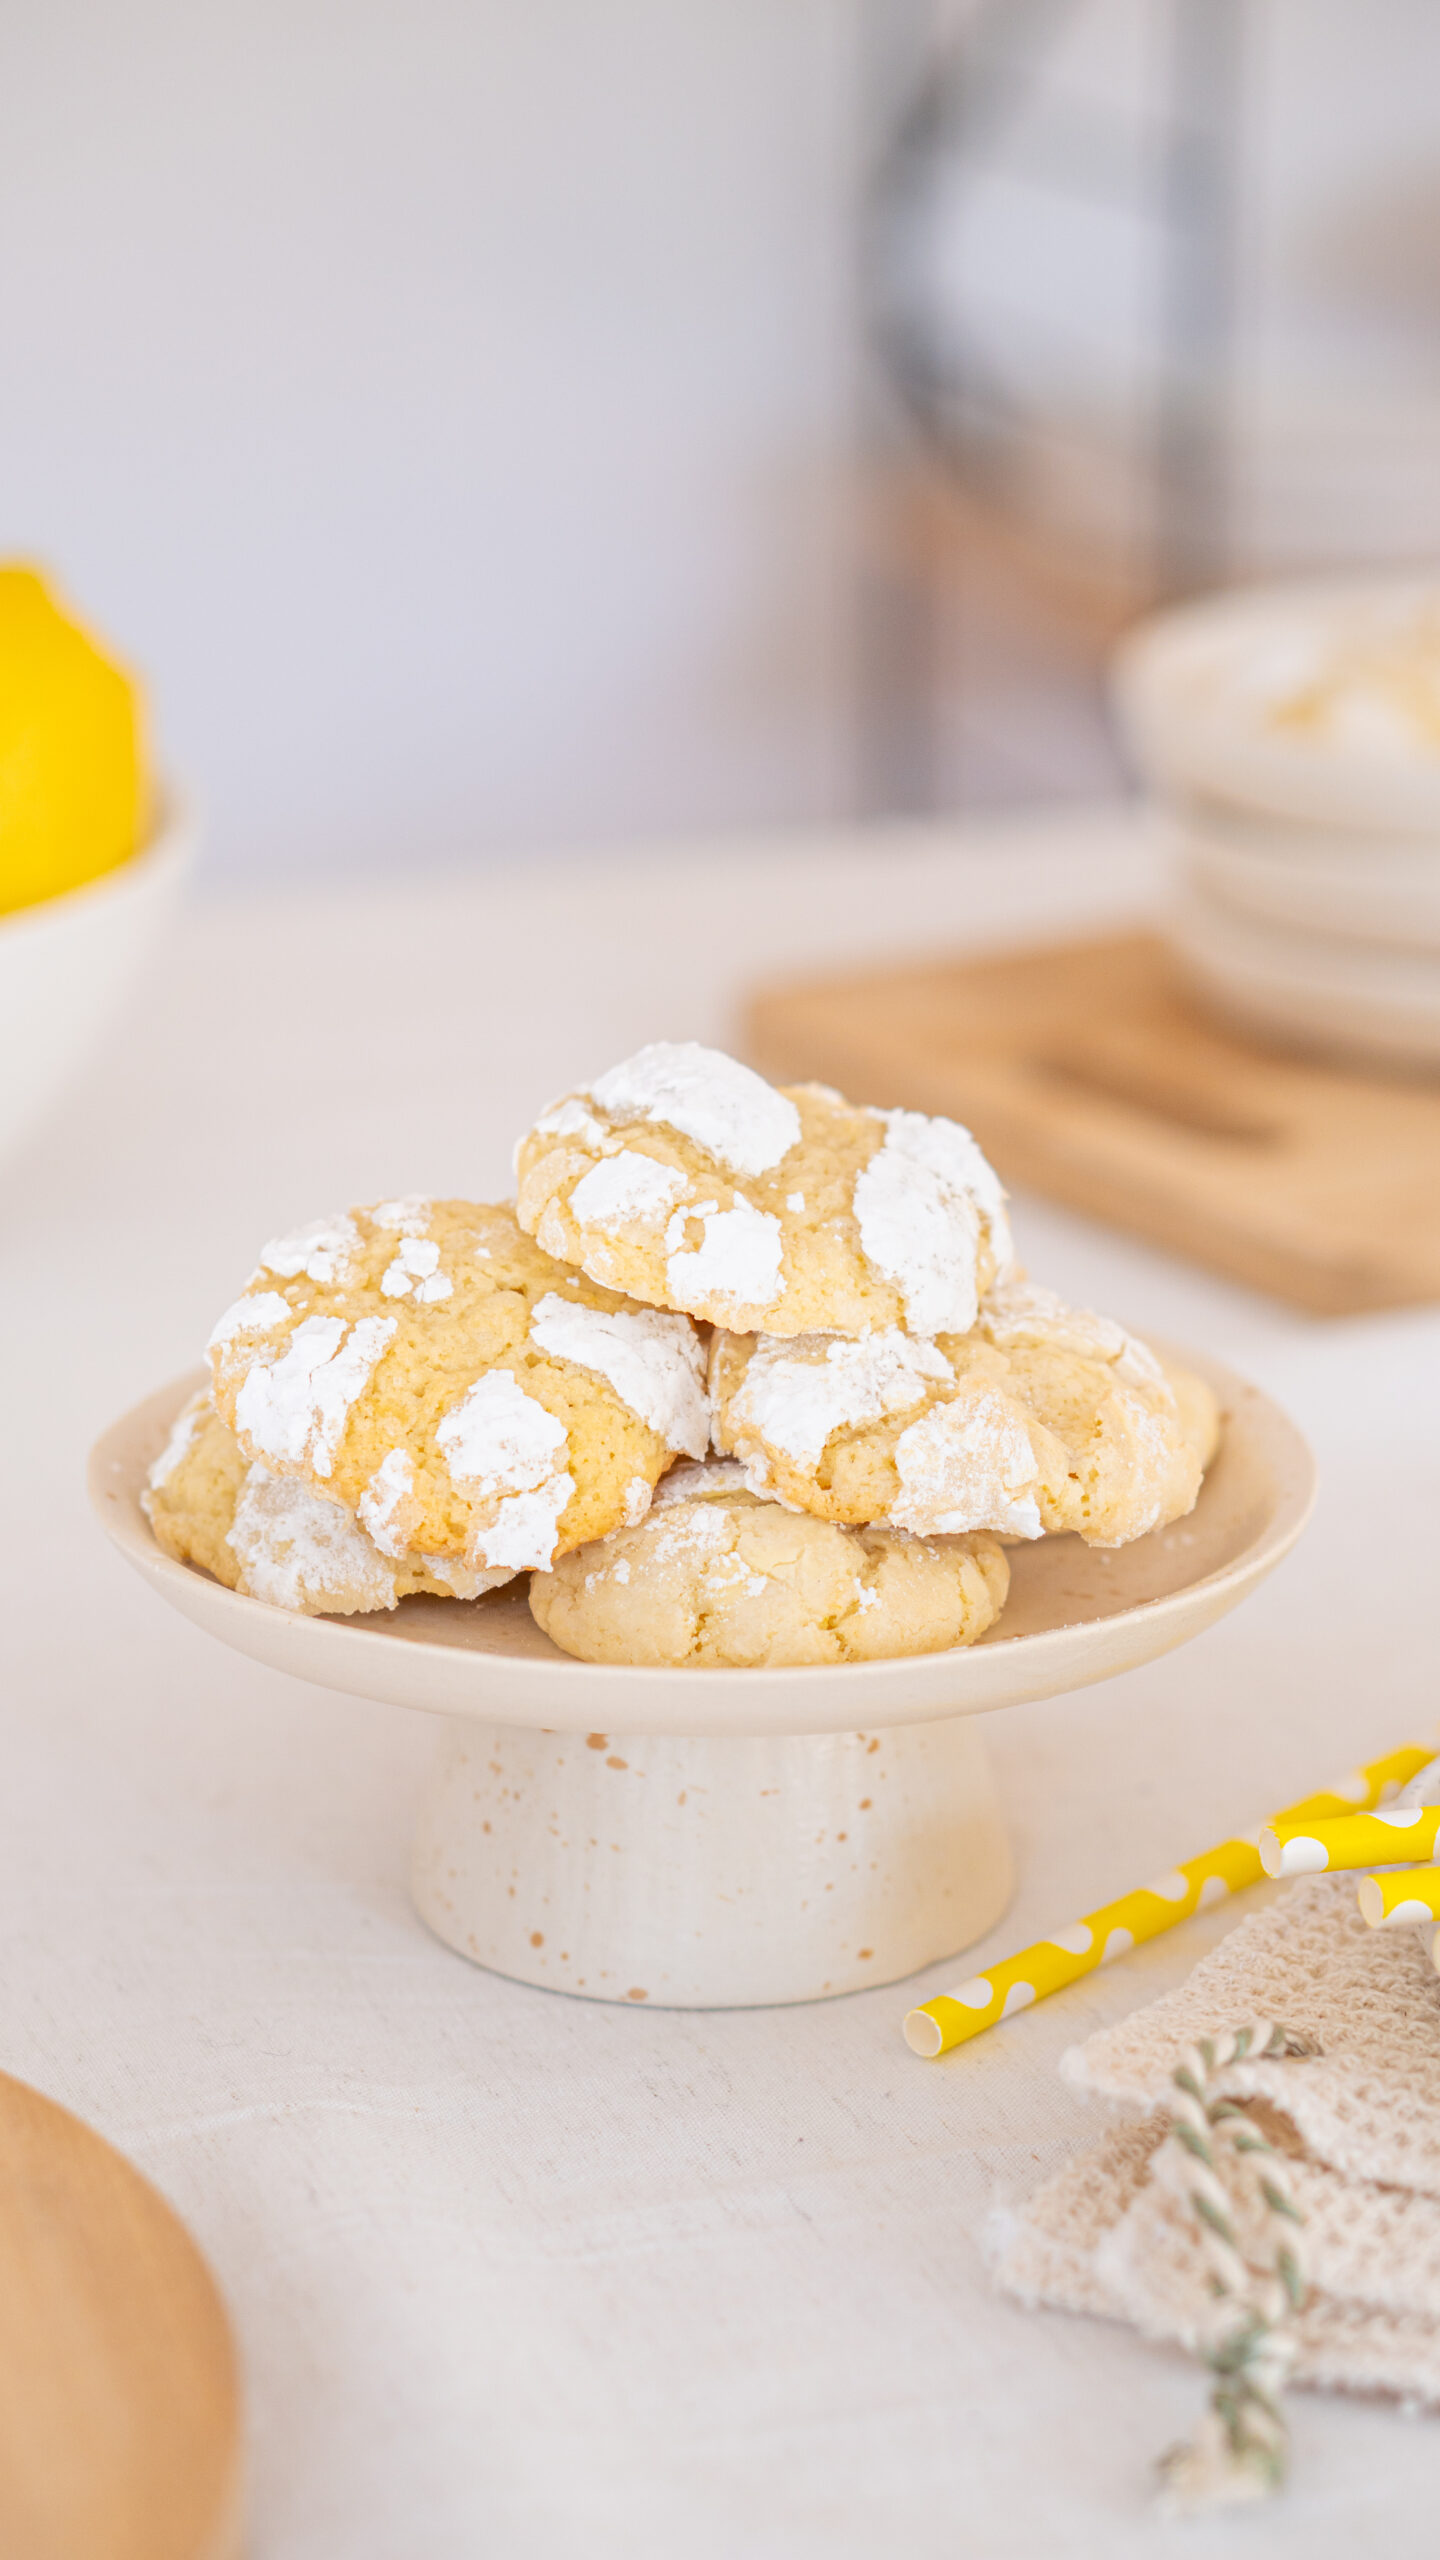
<box><xmin>994</xmin><ymin>1840</ymin><xmax>1440</xmax><ymax>2403</ymax></box>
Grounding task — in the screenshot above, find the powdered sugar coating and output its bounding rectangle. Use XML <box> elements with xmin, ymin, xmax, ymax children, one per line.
<box><xmin>515</xmin><ymin>1062</ymin><xmax>1011</xmax><ymax>1338</ymax></box>
<box><xmin>436</xmin><ymin>1369</ymin><xmax>574</xmax><ymax>1571</ymax></box>
<box><xmin>372</xmin><ymin>1196</ymin><xmax>433</xmax><ymax>1236</ymax></box>
<box><xmin>145</xmin><ymin>1391</ymin><xmax>518</xmax><ymax>1613</ymax></box>
<box><xmin>653</xmin><ymin>1457</ymin><xmax>750</xmax><ymax>1507</ymax></box>
<box><xmin>257</xmin><ymin>1213</ymin><xmax>361</xmax><ymax>1287</ymax></box>
<box><xmin>357</xmin><ymin>1447</ymin><xmax>419</xmax><ymax>1558</ymax></box>
<box><xmin>590</xmin><ymin>1042</ymin><xmax>801</xmax><ymax>1176</ymax></box>
<box><xmin>234</xmin><ymin>1313</ymin><xmax>396</xmax><ymax>1478</ymax></box>
<box><xmin>227</xmin><ymin>1466</ymin><xmax>398</xmax><ymax>1613</ymax></box>
<box><xmin>889</xmin><ymin>1387</ymin><xmax>1044</xmax><ymax>1539</ymax></box>
<box><xmin>144</xmin><ymin>1388</ymin><xmax>210</xmax><ymax>1495</ymax></box>
<box><xmin>726</xmin><ymin>1329</ymin><xmax>951</xmax><ymax>1471</ymax></box>
<box><xmin>568</xmin><ymin>1151</ymin><xmax>687</xmax><ymax>1233</ymax></box>
<box><xmin>206</xmin><ymin>1290</ymin><xmax>292</xmax><ymax>1353</ymax></box>
<box><xmin>530</xmin><ymin>1476</ymin><xmax>1011</xmax><ymax>1666</ymax></box>
<box><xmin>528</xmin><ymin>1293</ymin><xmax>709</xmax><ymax>1457</ymax></box>
<box><xmin>380</xmin><ymin>1236</ymin><xmax>452</xmax><ymax>1304</ymax></box>
<box><xmin>853</xmin><ymin>1109</ymin><xmax>1013</xmax><ymax>1336</ymax></box>
<box><xmin>528</xmin><ymin>1096</ymin><xmax>606</xmax><ymax>1149</ymax></box>
<box><xmin>664</xmin><ymin>1199</ymin><xmax>784</xmax><ymax>1323</ymax></box>
<box><xmin>980</xmin><ymin>1279</ymin><xmax>1165</xmax><ymax>1390</ymax></box>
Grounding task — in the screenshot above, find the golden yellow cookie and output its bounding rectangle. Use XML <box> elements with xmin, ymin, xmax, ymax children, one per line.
<box><xmin>513</xmin><ymin>1042</ymin><xmax>1013</xmax><ymax>1336</ymax></box>
<box><xmin>142</xmin><ymin>1392</ymin><xmax>509</xmax><ymax>1614</ymax></box>
<box><xmin>709</xmin><ymin>1282</ymin><xmax>1209</xmax><ymax>1547</ymax></box>
<box><xmin>206</xmin><ymin>1199</ymin><xmax>709</xmax><ymax>1576</ymax></box>
<box><xmin>1164</xmin><ymin>1357</ymin><xmax>1221</xmax><ymax>1472</ymax></box>
<box><xmin>528</xmin><ymin>1459</ymin><xmax>1009</xmax><ymax>1667</ymax></box>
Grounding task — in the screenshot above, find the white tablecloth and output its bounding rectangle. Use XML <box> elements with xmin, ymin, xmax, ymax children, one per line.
<box><xmin>3</xmin><ymin>809</ymin><xmax>1434</xmax><ymax>2558</ymax></box>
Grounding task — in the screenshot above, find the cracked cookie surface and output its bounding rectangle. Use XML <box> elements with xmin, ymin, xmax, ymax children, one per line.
<box><xmin>206</xmin><ymin>1197</ymin><xmax>709</xmax><ymax>1576</ymax></box>
<box><xmin>528</xmin><ymin>1459</ymin><xmax>1010</xmax><ymax>1667</ymax></box>
<box><xmin>709</xmin><ymin>1284</ymin><xmax>1215</xmax><ymax>1547</ymax></box>
<box><xmin>514</xmin><ymin>1041</ymin><xmax>1013</xmax><ymax>1337</ymax></box>
<box><xmin>143</xmin><ymin>1390</ymin><xmax>512</xmax><ymax>1614</ymax></box>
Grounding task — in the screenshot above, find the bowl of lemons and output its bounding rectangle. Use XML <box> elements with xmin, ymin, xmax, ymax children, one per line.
<box><xmin>0</xmin><ymin>565</ymin><xmax>191</xmax><ymax>1168</ymax></box>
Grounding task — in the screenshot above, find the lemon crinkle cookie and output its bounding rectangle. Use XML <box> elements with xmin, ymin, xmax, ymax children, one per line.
<box><xmin>528</xmin><ymin>1458</ymin><xmax>1010</xmax><ymax>1668</ymax></box>
<box><xmin>206</xmin><ymin>1198</ymin><xmax>709</xmax><ymax>1579</ymax></box>
<box><xmin>709</xmin><ymin>1282</ymin><xmax>1213</xmax><ymax>1548</ymax></box>
<box><xmin>513</xmin><ymin>1041</ymin><xmax>1014</xmax><ymax>1337</ymax></box>
<box><xmin>143</xmin><ymin>1392</ymin><xmax>509</xmax><ymax>1614</ymax></box>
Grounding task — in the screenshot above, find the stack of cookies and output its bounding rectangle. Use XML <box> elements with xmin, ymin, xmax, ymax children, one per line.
<box><xmin>145</xmin><ymin>1044</ymin><xmax>1218</xmax><ymax>1669</ymax></box>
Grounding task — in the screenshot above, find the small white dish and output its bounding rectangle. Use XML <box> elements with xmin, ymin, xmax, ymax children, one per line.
<box><xmin>1170</xmin><ymin>887</ymin><xmax>1440</xmax><ymax>1070</ymax></box>
<box><xmin>1175</xmin><ymin>799</ymin><xmax>1440</xmax><ymax>957</ymax></box>
<box><xmin>91</xmin><ymin>1351</ymin><xmax>1314</xmax><ymax>2008</ymax></box>
<box><xmin>0</xmin><ymin>798</ymin><xmax>193</xmax><ymax>1170</ymax></box>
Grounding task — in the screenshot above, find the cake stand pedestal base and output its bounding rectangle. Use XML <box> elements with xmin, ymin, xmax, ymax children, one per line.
<box><xmin>410</xmin><ymin>1713</ymin><xmax>1013</xmax><ymax>2008</ymax></box>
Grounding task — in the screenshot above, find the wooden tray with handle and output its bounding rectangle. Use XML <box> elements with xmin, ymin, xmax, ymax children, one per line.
<box><xmin>745</xmin><ymin>929</ymin><xmax>1440</xmax><ymax>1316</ymax></box>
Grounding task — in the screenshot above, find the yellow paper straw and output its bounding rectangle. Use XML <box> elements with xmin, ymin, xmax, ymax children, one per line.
<box><xmin>903</xmin><ymin>1741</ymin><xmax>1435</xmax><ymax>2058</ymax></box>
<box><xmin>1357</xmin><ymin>1866</ymin><xmax>1440</xmax><ymax>1927</ymax></box>
<box><xmin>1258</xmin><ymin>1803</ymin><xmax>1440</xmax><ymax>1878</ymax></box>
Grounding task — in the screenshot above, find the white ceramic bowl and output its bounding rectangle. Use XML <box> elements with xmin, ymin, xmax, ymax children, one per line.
<box><xmin>1174</xmin><ymin>798</ymin><xmax>1440</xmax><ymax>957</ymax></box>
<box><xmin>1113</xmin><ymin>577</ymin><xmax>1440</xmax><ymax>836</ymax></box>
<box><xmin>1170</xmin><ymin>885</ymin><xmax>1440</xmax><ymax>1070</ymax></box>
<box><xmin>0</xmin><ymin>800</ymin><xmax>193</xmax><ymax>1169</ymax></box>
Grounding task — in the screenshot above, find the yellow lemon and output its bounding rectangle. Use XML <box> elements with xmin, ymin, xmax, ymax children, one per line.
<box><xmin>0</xmin><ymin>565</ymin><xmax>146</xmax><ymax>917</ymax></box>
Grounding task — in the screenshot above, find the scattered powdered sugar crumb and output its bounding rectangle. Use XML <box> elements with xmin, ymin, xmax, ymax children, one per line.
<box><xmin>786</xmin><ymin>1192</ymin><xmax>806</xmax><ymax>1212</ymax></box>
<box><xmin>357</xmin><ymin>1447</ymin><xmax>417</xmax><ymax>1558</ymax></box>
<box><xmin>207</xmin><ymin>1290</ymin><xmax>292</xmax><ymax>1354</ymax></box>
<box><xmin>890</xmin><ymin>1385</ymin><xmax>1044</xmax><ymax>1539</ymax></box>
<box><xmin>528</xmin><ymin>1292</ymin><xmax>709</xmax><ymax>1457</ymax></box>
<box><xmin>436</xmin><ymin>1369</ymin><xmax>573</xmax><ymax>1571</ymax></box>
<box><xmin>622</xmin><ymin>1475</ymin><xmax>653</xmax><ymax>1526</ymax></box>
<box><xmin>589</xmin><ymin>1042</ymin><xmax>801</xmax><ymax>1177</ymax></box>
<box><xmin>233</xmin><ymin>1313</ymin><xmax>397</xmax><ymax>1478</ymax></box>
<box><xmin>664</xmin><ymin>1199</ymin><xmax>784</xmax><ymax>1321</ymax></box>
<box><xmin>611</xmin><ymin>1557</ymin><xmax>632</xmax><ymax>1584</ymax></box>
<box><xmin>568</xmin><ymin>1150</ymin><xmax>687</xmax><ymax>1234</ymax></box>
<box><xmin>729</xmin><ymin>1329</ymin><xmax>952</xmax><ymax>1468</ymax></box>
<box><xmin>144</xmin><ymin>1389</ymin><xmax>211</xmax><ymax>1497</ymax></box>
<box><xmin>371</xmin><ymin>1196</ymin><xmax>432</xmax><ymax>1236</ymax></box>
<box><xmin>380</xmin><ymin>1236</ymin><xmax>452</xmax><ymax>1303</ymax></box>
<box><xmin>257</xmin><ymin>1212</ymin><xmax>362</xmax><ymax>1287</ymax></box>
<box><xmin>227</xmin><ymin>1464</ymin><xmax>397</xmax><ymax>1612</ymax></box>
<box><xmin>852</xmin><ymin>1110</ymin><xmax>1012</xmax><ymax>1335</ymax></box>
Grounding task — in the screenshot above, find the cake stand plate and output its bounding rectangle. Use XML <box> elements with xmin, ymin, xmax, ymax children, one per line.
<box><xmin>90</xmin><ymin>1352</ymin><xmax>1313</xmax><ymax>2009</ymax></box>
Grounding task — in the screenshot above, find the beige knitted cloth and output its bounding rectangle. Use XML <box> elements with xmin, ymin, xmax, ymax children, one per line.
<box><xmin>993</xmin><ymin>1869</ymin><xmax>1440</xmax><ymax>2403</ymax></box>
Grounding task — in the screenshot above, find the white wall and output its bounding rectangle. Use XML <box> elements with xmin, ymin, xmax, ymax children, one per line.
<box><xmin>0</xmin><ymin>3</ymin><xmax>860</xmax><ymax>880</ymax></box>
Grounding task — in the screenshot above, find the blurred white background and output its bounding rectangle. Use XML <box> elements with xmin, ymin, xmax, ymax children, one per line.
<box><xmin>0</xmin><ymin>1</ymin><xmax>860</xmax><ymax>880</ymax></box>
<box><xmin>3</xmin><ymin>0</ymin><xmax>1439</xmax><ymax>882</ymax></box>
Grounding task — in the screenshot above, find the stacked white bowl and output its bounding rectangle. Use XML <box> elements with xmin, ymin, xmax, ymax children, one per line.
<box><xmin>1112</xmin><ymin>578</ymin><xmax>1440</xmax><ymax>1071</ymax></box>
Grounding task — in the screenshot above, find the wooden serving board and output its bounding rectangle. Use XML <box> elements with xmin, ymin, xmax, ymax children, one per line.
<box><xmin>745</xmin><ymin>930</ymin><xmax>1440</xmax><ymax>1315</ymax></box>
<box><xmin>0</xmin><ymin>2071</ymin><xmax>242</xmax><ymax>2560</ymax></box>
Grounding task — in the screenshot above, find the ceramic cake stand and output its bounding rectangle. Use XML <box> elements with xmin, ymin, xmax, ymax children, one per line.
<box><xmin>90</xmin><ymin>1350</ymin><xmax>1313</xmax><ymax>2009</ymax></box>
